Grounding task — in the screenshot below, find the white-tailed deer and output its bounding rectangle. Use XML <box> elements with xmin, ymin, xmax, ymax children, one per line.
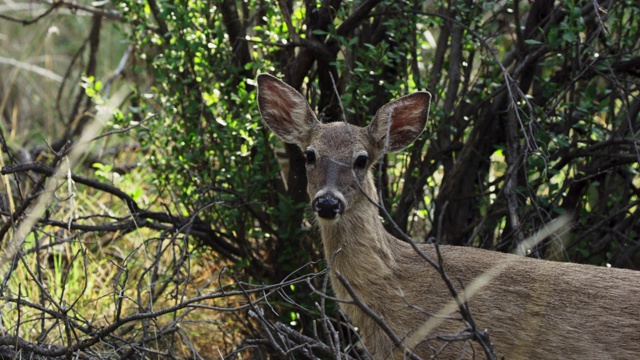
<box><xmin>256</xmin><ymin>73</ymin><xmax>640</xmax><ymax>359</ymax></box>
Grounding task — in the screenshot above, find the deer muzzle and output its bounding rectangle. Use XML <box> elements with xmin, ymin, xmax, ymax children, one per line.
<box><xmin>312</xmin><ymin>194</ymin><xmax>344</xmax><ymax>220</ymax></box>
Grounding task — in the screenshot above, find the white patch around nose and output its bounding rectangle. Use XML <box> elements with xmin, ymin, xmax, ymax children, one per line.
<box><xmin>313</xmin><ymin>188</ymin><xmax>348</xmax><ymax>211</ymax></box>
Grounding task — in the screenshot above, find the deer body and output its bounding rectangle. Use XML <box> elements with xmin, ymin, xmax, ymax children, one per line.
<box><xmin>257</xmin><ymin>74</ymin><xmax>640</xmax><ymax>359</ymax></box>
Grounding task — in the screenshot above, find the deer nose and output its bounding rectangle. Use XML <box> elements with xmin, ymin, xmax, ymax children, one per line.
<box><xmin>312</xmin><ymin>195</ymin><xmax>344</xmax><ymax>219</ymax></box>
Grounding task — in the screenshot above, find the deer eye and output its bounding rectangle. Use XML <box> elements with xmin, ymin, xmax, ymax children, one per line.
<box><xmin>354</xmin><ymin>154</ymin><xmax>369</xmax><ymax>169</ymax></box>
<box><xmin>305</xmin><ymin>150</ymin><xmax>316</xmax><ymax>165</ymax></box>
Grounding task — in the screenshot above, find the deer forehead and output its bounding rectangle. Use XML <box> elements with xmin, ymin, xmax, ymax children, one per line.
<box><xmin>308</xmin><ymin>123</ymin><xmax>372</xmax><ymax>158</ymax></box>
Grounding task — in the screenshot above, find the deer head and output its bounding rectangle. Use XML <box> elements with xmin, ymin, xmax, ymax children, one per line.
<box><xmin>256</xmin><ymin>74</ymin><xmax>431</xmax><ymax>222</ymax></box>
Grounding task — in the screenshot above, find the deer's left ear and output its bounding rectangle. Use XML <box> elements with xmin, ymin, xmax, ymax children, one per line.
<box><xmin>367</xmin><ymin>92</ymin><xmax>431</xmax><ymax>153</ymax></box>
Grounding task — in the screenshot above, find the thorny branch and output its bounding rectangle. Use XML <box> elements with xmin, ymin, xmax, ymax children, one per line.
<box><xmin>330</xmin><ymin>65</ymin><xmax>497</xmax><ymax>359</ymax></box>
<box><xmin>0</xmin><ymin>264</ymin><xmax>325</xmax><ymax>358</ymax></box>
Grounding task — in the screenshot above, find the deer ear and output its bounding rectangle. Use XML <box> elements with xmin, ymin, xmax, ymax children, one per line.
<box><xmin>367</xmin><ymin>92</ymin><xmax>431</xmax><ymax>153</ymax></box>
<box><xmin>257</xmin><ymin>74</ymin><xmax>319</xmax><ymax>147</ymax></box>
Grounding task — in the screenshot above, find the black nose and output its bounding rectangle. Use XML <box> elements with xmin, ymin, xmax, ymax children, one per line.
<box><xmin>312</xmin><ymin>195</ymin><xmax>344</xmax><ymax>219</ymax></box>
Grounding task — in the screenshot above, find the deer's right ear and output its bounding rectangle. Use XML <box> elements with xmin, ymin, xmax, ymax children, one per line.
<box><xmin>257</xmin><ymin>74</ymin><xmax>319</xmax><ymax>147</ymax></box>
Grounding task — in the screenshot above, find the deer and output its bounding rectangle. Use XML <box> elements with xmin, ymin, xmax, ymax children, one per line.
<box><xmin>256</xmin><ymin>73</ymin><xmax>640</xmax><ymax>359</ymax></box>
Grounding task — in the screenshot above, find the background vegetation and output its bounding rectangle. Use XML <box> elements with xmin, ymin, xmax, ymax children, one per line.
<box><xmin>0</xmin><ymin>0</ymin><xmax>638</xmax><ymax>358</ymax></box>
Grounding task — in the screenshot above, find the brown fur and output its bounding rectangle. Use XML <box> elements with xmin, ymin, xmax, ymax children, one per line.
<box><xmin>256</xmin><ymin>74</ymin><xmax>640</xmax><ymax>359</ymax></box>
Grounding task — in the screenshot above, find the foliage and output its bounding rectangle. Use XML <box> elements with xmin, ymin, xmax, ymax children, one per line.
<box><xmin>0</xmin><ymin>0</ymin><xmax>638</xmax><ymax>358</ymax></box>
<box><xmin>120</xmin><ymin>0</ymin><xmax>640</xmax><ymax>269</ymax></box>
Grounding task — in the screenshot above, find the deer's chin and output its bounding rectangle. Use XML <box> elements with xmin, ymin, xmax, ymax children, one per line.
<box><xmin>315</xmin><ymin>213</ymin><xmax>341</xmax><ymax>224</ymax></box>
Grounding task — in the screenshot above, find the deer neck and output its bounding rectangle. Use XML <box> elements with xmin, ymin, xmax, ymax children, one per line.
<box><xmin>317</xmin><ymin>186</ymin><xmax>399</xmax><ymax>298</ymax></box>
